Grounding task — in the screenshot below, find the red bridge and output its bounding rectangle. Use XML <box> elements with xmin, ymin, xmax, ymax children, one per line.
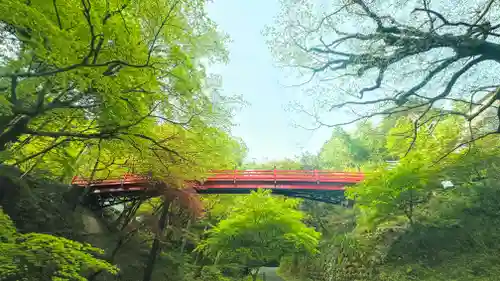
<box><xmin>71</xmin><ymin>170</ymin><xmax>365</xmax><ymax>208</ymax></box>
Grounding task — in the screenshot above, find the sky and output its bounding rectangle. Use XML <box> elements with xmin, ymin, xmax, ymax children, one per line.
<box><xmin>206</xmin><ymin>0</ymin><xmax>333</xmax><ymax>163</ymax></box>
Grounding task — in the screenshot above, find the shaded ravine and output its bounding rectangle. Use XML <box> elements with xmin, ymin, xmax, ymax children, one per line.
<box><xmin>259</xmin><ymin>267</ymin><xmax>284</xmax><ymax>281</ymax></box>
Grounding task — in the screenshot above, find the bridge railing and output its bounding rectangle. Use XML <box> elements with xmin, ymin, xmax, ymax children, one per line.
<box><xmin>205</xmin><ymin>169</ymin><xmax>364</xmax><ymax>183</ymax></box>
<box><xmin>71</xmin><ymin>173</ymin><xmax>152</xmax><ymax>186</ymax></box>
<box><xmin>71</xmin><ymin>170</ymin><xmax>365</xmax><ymax>187</ymax></box>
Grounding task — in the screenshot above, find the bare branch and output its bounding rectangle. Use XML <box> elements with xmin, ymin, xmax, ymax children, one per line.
<box><xmin>396</xmin><ymin>57</ymin><xmax>459</xmax><ymax>103</ymax></box>
<box><xmin>404</xmin><ymin>104</ymin><xmax>432</xmax><ymax>157</ymax></box>
<box><xmin>431</xmin><ymin>56</ymin><xmax>487</xmax><ymax>102</ymax></box>
<box><xmin>473</xmin><ymin>0</ymin><xmax>495</xmax><ymax>26</ymax></box>
<box><xmin>322</xmin><ymin>103</ymin><xmax>430</xmax><ymax>127</ymax></box>
<box><xmin>13</xmin><ymin>138</ymin><xmax>70</xmax><ymax>166</ymax></box>
<box><xmin>352</xmin><ymin>0</ymin><xmax>383</xmax><ymax>28</ymax></box>
<box><xmin>411</xmin><ymin>7</ymin><xmax>480</xmax><ymax>32</ymax></box>
<box><xmin>150</xmin><ymin>113</ymin><xmax>199</xmax><ymax>126</ymax></box>
<box><xmin>329</xmin><ymin>97</ymin><xmax>396</xmax><ymax>111</ymax></box>
<box><xmin>434</xmin><ymin>131</ymin><xmax>498</xmax><ymax>163</ymax></box>
<box><xmin>102</xmin><ymin>0</ymin><xmax>130</xmax><ymax>24</ymax></box>
<box><xmin>53</xmin><ymin>0</ymin><xmax>63</xmax><ymax>29</ymax></box>
<box><xmin>145</xmin><ymin>0</ymin><xmax>181</xmax><ymax>66</ymax></box>
<box><xmin>467</xmin><ymin>88</ymin><xmax>500</xmax><ymax>121</ymax></box>
<box><xmin>421</xmin><ymin>0</ymin><xmax>435</xmax><ymax>32</ymax></box>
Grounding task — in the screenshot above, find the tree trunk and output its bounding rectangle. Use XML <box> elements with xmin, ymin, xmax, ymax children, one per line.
<box><xmin>178</xmin><ymin>218</ymin><xmax>192</xmax><ymax>279</ymax></box>
<box><xmin>179</xmin><ymin>218</ymin><xmax>191</xmax><ymax>255</ymax></box>
<box><xmin>0</xmin><ymin>115</ymin><xmax>30</xmax><ymax>151</ymax></box>
<box><xmin>142</xmin><ymin>199</ymin><xmax>170</xmax><ymax>281</ymax></box>
<box><xmin>193</xmin><ymin>224</ymin><xmax>209</xmax><ymax>266</ymax></box>
<box><xmin>251</xmin><ymin>268</ymin><xmax>260</xmax><ymax>281</ymax></box>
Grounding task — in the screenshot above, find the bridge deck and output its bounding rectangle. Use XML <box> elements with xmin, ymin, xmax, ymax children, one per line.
<box><xmin>71</xmin><ymin>170</ymin><xmax>364</xmax><ymax>207</ymax></box>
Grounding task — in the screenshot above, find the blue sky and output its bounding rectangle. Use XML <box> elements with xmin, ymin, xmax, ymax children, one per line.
<box><xmin>206</xmin><ymin>0</ymin><xmax>333</xmax><ymax>162</ymax></box>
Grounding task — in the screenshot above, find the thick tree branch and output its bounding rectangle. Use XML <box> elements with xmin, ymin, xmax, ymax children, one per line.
<box><xmin>12</xmin><ymin>138</ymin><xmax>70</xmax><ymax>166</ymax></box>
<box><xmin>352</xmin><ymin>0</ymin><xmax>383</xmax><ymax>28</ymax></box>
<box><xmin>396</xmin><ymin>57</ymin><xmax>460</xmax><ymax>103</ymax></box>
<box><xmin>286</xmin><ymin>0</ymin><xmax>500</xmax><ymax>140</ymax></box>
<box><xmin>10</xmin><ymin>76</ymin><xmax>17</xmax><ymax>107</ymax></box>
<box><xmin>467</xmin><ymin>88</ymin><xmax>500</xmax><ymax>121</ymax></box>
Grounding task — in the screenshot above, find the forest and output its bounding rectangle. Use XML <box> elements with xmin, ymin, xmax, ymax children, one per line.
<box><xmin>2</xmin><ymin>0</ymin><xmax>500</xmax><ymax>280</ymax></box>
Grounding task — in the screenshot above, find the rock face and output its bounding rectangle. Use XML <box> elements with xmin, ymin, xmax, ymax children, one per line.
<box><xmin>0</xmin><ymin>166</ymin><xmax>87</xmax><ymax>239</ymax></box>
<box><xmin>259</xmin><ymin>267</ymin><xmax>284</xmax><ymax>281</ymax></box>
<box><xmin>81</xmin><ymin>208</ymin><xmax>105</xmax><ymax>234</ymax></box>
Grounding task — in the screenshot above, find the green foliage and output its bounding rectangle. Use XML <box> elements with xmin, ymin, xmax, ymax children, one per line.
<box><xmin>0</xmin><ymin>2</ymin><xmax>248</xmax><ymax>281</ymax></box>
<box><xmin>0</xmin><ymin>207</ymin><xmax>117</xmax><ymax>281</ymax></box>
<box><xmin>0</xmin><ymin>0</ymin><xmax>244</xmax><ymax>184</ymax></box>
<box><xmin>349</xmin><ymin>162</ymin><xmax>440</xmax><ymax>229</ymax></box>
<box><xmin>278</xmin><ymin>112</ymin><xmax>500</xmax><ymax>281</ymax></box>
<box><xmin>5</xmin><ymin>4</ymin><xmax>500</xmax><ymax>280</ymax></box>
<box><xmin>198</xmin><ymin>190</ymin><xmax>320</xmax><ymax>271</ymax></box>
<box><xmin>373</xmin><ymin>179</ymin><xmax>500</xmax><ymax>281</ymax></box>
<box><xmin>0</xmin><ymin>1</ymin><xmax>246</xmax><ymax>281</ymax></box>
<box><xmin>265</xmin><ymin>2</ymin><xmax>500</xmax><ymax>278</ymax></box>
<box><xmin>319</xmin><ymin>123</ymin><xmax>388</xmax><ymax>171</ymax></box>
<box><xmin>348</xmin><ymin>116</ymin><xmax>465</xmax><ymax>229</ymax></box>
<box><xmin>242</xmin><ymin>158</ymin><xmax>302</xmax><ymax>170</ymax></box>
<box><xmin>0</xmin><ymin>166</ymin><xmax>86</xmax><ymax>237</ymax></box>
<box><xmin>185</xmin><ymin>266</ymin><xmax>231</xmax><ymax>281</ymax></box>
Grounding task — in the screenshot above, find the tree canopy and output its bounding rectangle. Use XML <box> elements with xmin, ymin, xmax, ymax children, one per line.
<box><xmin>5</xmin><ymin>1</ymin><xmax>500</xmax><ymax>281</ymax></box>
<box><xmin>266</xmin><ymin>0</ymin><xmax>500</xmax><ymax>146</ymax></box>
<box><xmin>0</xmin><ymin>207</ymin><xmax>117</xmax><ymax>280</ymax></box>
<box><xmin>0</xmin><ymin>0</ymin><xmax>245</xmax><ymax>182</ymax></box>
<box><xmin>0</xmin><ymin>1</ymin><xmax>249</xmax><ymax>280</ymax></box>
<box><xmin>276</xmin><ymin>106</ymin><xmax>500</xmax><ymax>281</ymax></box>
<box><xmin>198</xmin><ymin>190</ymin><xmax>320</xmax><ymax>280</ymax></box>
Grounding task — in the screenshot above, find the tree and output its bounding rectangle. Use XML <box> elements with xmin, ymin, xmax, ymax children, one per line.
<box><xmin>0</xmin><ymin>0</ymin><xmax>240</xmax><ymax>180</ymax></box>
<box><xmin>277</xmin><ymin>111</ymin><xmax>500</xmax><ymax>281</ymax></box>
<box><xmin>0</xmin><ymin>207</ymin><xmax>117</xmax><ymax>280</ymax></box>
<box><xmin>266</xmin><ymin>0</ymin><xmax>500</xmax><ymax>148</ymax></box>
<box><xmin>197</xmin><ymin>190</ymin><xmax>321</xmax><ymax>281</ymax></box>
<box><xmin>347</xmin><ymin>115</ymin><xmax>464</xmax><ymax>228</ymax></box>
<box><xmin>0</xmin><ymin>3</ymin><xmax>249</xmax><ymax>281</ymax></box>
<box><xmin>335</xmin><ymin>114</ymin><xmax>500</xmax><ymax>280</ymax></box>
<box><xmin>319</xmin><ymin>125</ymin><xmax>385</xmax><ymax>171</ymax></box>
<box><xmin>242</xmin><ymin>158</ymin><xmax>303</xmax><ymax>170</ymax></box>
<box><xmin>298</xmin><ymin>152</ymin><xmax>322</xmax><ymax>170</ymax></box>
